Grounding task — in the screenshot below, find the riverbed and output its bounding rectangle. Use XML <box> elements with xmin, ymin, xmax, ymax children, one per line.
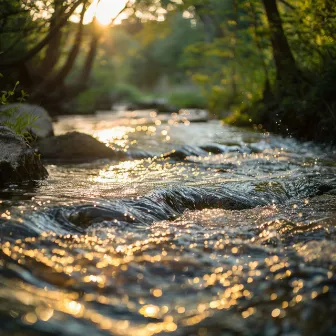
<box><xmin>0</xmin><ymin>109</ymin><xmax>335</xmax><ymax>335</ymax></box>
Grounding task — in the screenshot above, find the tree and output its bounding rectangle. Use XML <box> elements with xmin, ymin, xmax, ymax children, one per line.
<box><xmin>261</xmin><ymin>0</ymin><xmax>300</xmax><ymax>86</ymax></box>
<box><xmin>0</xmin><ymin>0</ymin><xmax>131</xmax><ymax>114</ymax></box>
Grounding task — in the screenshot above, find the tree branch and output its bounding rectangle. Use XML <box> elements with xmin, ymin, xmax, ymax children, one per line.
<box><xmin>39</xmin><ymin>0</ymin><xmax>66</xmax><ymax>73</ymax></box>
<box><xmin>279</xmin><ymin>0</ymin><xmax>296</xmax><ymax>11</ymax></box>
<box><xmin>0</xmin><ymin>0</ymin><xmax>84</xmax><ymax>68</ymax></box>
<box><xmin>30</xmin><ymin>2</ymin><xmax>89</xmax><ymax>100</ymax></box>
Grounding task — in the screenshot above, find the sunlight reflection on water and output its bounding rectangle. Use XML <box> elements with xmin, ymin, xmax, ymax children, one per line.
<box><xmin>93</xmin><ymin>126</ymin><xmax>136</xmax><ymax>151</ymax></box>
<box><xmin>0</xmin><ymin>110</ymin><xmax>335</xmax><ymax>335</ymax></box>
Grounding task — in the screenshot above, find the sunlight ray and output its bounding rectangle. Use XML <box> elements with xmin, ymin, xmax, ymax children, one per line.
<box><xmin>84</xmin><ymin>0</ymin><xmax>128</xmax><ymax>25</ymax></box>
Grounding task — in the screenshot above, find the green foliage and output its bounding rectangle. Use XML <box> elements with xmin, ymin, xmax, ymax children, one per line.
<box><xmin>167</xmin><ymin>88</ymin><xmax>207</xmax><ymax>109</ymax></box>
<box><xmin>111</xmin><ymin>84</ymin><xmax>143</xmax><ymax>103</ymax></box>
<box><xmin>267</xmin><ymin>62</ymin><xmax>336</xmax><ymax>141</ymax></box>
<box><xmin>72</xmin><ymin>10</ymin><xmax>205</xmax><ymax>111</ymax></box>
<box><xmin>3</xmin><ymin>112</ymin><xmax>39</xmax><ymax>139</ymax></box>
<box><xmin>75</xmin><ymin>88</ymin><xmax>106</xmax><ymax>114</ymax></box>
<box><xmin>1</xmin><ymin>80</ymin><xmax>20</xmax><ymax>105</ymax></box>
<box><xmin>207</xmin><ymin>0</ymin><xmax>336</xmax><ymax>142</ymax></box>
<box><xmin>126</xmin><ymin>12</ymin><xmax>204</xmax><ymax>90</ymax></box>
<box><xmin>0</xmin><ymin>75</ymin><xmax>37</xmax><ymax>140</ymax></box>
<box><xmin>2</xmin><ymin>0</ymin><xmax>335</xmax><ymax>141</ymax></box>
<box><xmin>178</xmin><ymin>0</ymin><xmax>271</xmax><ymax>118</ymax></box>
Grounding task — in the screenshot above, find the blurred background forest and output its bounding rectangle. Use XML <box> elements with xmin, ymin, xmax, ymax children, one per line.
<box><xmin>1</xmin><ymin>0</ymin><xmax>336</xmax><ymax>142</ymax></box>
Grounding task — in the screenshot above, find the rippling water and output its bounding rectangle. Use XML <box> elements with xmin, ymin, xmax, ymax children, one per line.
<box><xmin>0</xmin><ymin>110</ymin><xmax>336</xmax><ymax>335</ymax></box>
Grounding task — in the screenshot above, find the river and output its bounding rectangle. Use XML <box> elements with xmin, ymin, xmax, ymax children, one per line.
<box><xmin>0</xmin><ymin>109</ymin><xmax>335</xmax><ymax>335</ymax></box>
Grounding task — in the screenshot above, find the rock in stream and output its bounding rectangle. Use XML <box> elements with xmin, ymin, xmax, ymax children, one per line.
<box><xmin>37</xmin><ymin>131</ymin><xmax>126</xmax><ymax>162</ymax></box>
<box><xmin>0</xmin><ymin>126</ymin><xmax>48</xmax><ymax>186</ymax></box>
<box><xmin>0</xmin><ymin>103</ymin><xmax>54</xmax><ymax>138</ymax></box>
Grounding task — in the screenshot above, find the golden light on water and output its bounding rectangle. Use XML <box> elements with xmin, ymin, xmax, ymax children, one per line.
<box><xmin>140</xmin><ymin>305</ymin><xmax>160</xmax><ymax>318</ymax></box>
<box><xmin>2</xmin><ymin>109</ymin><xmax>335</xmax><ymax>335</ymax></box>
<box><xmin>94</xmin><ymin>126</ymin><xmax>135</xmax><ymax>149</ymax></box>
<box><xmin>64</xmin><ymin>300</ymin><xmax>83</xmax><ymax>316</ymax></box>
<box><xmin>93</xmin><ymin>159</ymin><xmax>144</xmax><ymax>183</ymax></box>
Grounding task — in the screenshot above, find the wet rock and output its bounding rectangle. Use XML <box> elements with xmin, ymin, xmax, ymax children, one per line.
<box><xmin>201</xmin><ymin>143</ymin><xmax>248</xmax><ymax>154</ymax></box>
<box><xmin>0</xmin><ymin>103</ymin><xmax>54</xmax><ymax>138</ymax></box>
<box><xmin>67</xmin><ymin>205</ymin><xmax>131</xmax><ymax>228</ymax></box>
<box><xmin>163</xmin><ymin>145</ymin><xmax>209</xmax><ymax>160</ymax></box>
<box><xmin>127</xmin><ymin>149</ymin><xmax>153</xmax><ymax>159</ymax></box>
<box><xmin>0</xmin><ymin>126</ymin><xmax>48</xmax><ymax>186</ymax></box>
<box><xmin>163</xmin><ymin>143</ymin><xmax>248</xmax><ymax>161</ymax></box>
<box><xmin>37</xmin><ymin>132</ymin><xmax>126</xmax><ymax>162</ymax></box>
<box><xmin>326</xmin><ymin>189</ymin><xmax>336</xmax><ymax>195</ymax></box>
<box><xmin>62</xmin><ymin>182</ymin><xmax>297</xmax><ymax>229</ymax></box>
<box><xmin>317</xmin><ymin>178</ymin><xmax>336</xmax><ymax>195</ymax></box>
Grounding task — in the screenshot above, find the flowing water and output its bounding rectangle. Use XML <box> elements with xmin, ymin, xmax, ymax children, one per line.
<box><xmin>0</xmin><ymin>110</ymin><xmax>336</xmax><ymax>336</ymax></box>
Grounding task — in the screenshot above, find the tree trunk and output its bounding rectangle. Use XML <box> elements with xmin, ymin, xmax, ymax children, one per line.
<box><xmin>79</xmin><ymin>20</ymin><xmax>101</xmax><ymax>85</ymax></box>
<box><xmin>39</xmin><ymin>0</ymin><xmax>64</xmax><ymax>74</ymax></box>
<box><xmin>262</xmin><ymin>0</ymin><xmax>299</xmax><ymax>84</ymax></box>
<box><xmin>248</xmin><ymin>1</ymin><xmax>270</xmax><ymax>82</ymax></box>
<box><xmin>37</xmin><ymin>20</ymin><xmax>102</xmax><ymax>106</ymax></box>
<box><xmin>30</xmin><ymin>3</ymin><xmax>88</xmax><ymax>101</ymax></box>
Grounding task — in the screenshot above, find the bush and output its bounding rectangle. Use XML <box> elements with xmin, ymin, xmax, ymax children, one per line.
<box><xmin>111</xmin><ymin>84</ymin><xmax>143</xmax><ymax>103</ymax></box>
<box><xmin>75</xmin><ymin>88</ymin><xmax>101</xmax><ymax>114</ymax></box>
<box><xmin>167</xmin><ymin>89</ymin><xmax>207</xmax><ymax>109</ymax></box>
<box><xmin>224</xmin><ymin>60</ymin><xmax>336</xmax><ymax>143</ymax></box>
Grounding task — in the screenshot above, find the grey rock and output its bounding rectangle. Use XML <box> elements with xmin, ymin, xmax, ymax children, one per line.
<box><xmin>0</xmin><ymin>126</ymin><xmax>48</xmax><ymax>186</ymax></box>
<box><xmin>163</xmin><ymin>145</ymin><xmax>209</xmax><ymax>160</ymax></box>
<box><xmin>0</xmin><ymin>104</ymin><xmax>54</xmax><ymax>138</ymax></box>
<box><xmin>37</xmin><ymin>132</ymin><xmax>126</xmax><ymax>162</ymax></box>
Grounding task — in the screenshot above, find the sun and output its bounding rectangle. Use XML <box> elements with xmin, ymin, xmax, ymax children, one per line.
<box><xmin>84</xmin><ymin>0</ymin><xmax>128</xmax><ymax>26</ymax></box>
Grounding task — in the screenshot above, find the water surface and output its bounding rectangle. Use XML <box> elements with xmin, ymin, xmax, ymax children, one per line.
<box><xmin>0</xmin><ymin>110</ymin><xmax>335</xmax><ymax>335</ymax></box>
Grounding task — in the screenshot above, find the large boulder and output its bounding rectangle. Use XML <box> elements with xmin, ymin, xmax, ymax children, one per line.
<box><xmin>0</xmin><ymin>104</ymin><xmax>54</xmax><ymax>138</ymax></box>
<box><xmin>37</xmin><ymin>132</ymin><xmax>126</xmax><ymax>162</ymax></box>
<box><xmin>0</xmin><ymin>126</ymin><xmax>48</xmax><ymax>186</ymax></box>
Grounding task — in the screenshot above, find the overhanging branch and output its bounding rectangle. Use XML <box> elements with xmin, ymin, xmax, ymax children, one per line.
<box><xmin>0</xmin><ymin>0</ymin><xmax>84</xmax><ymax>68</ymax></box>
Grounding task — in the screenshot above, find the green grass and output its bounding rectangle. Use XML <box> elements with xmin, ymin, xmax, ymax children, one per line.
<box><xmin>0</xmin><ymin>75</ymin><xmax>36</xmax><ymax>142</ymax></box>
